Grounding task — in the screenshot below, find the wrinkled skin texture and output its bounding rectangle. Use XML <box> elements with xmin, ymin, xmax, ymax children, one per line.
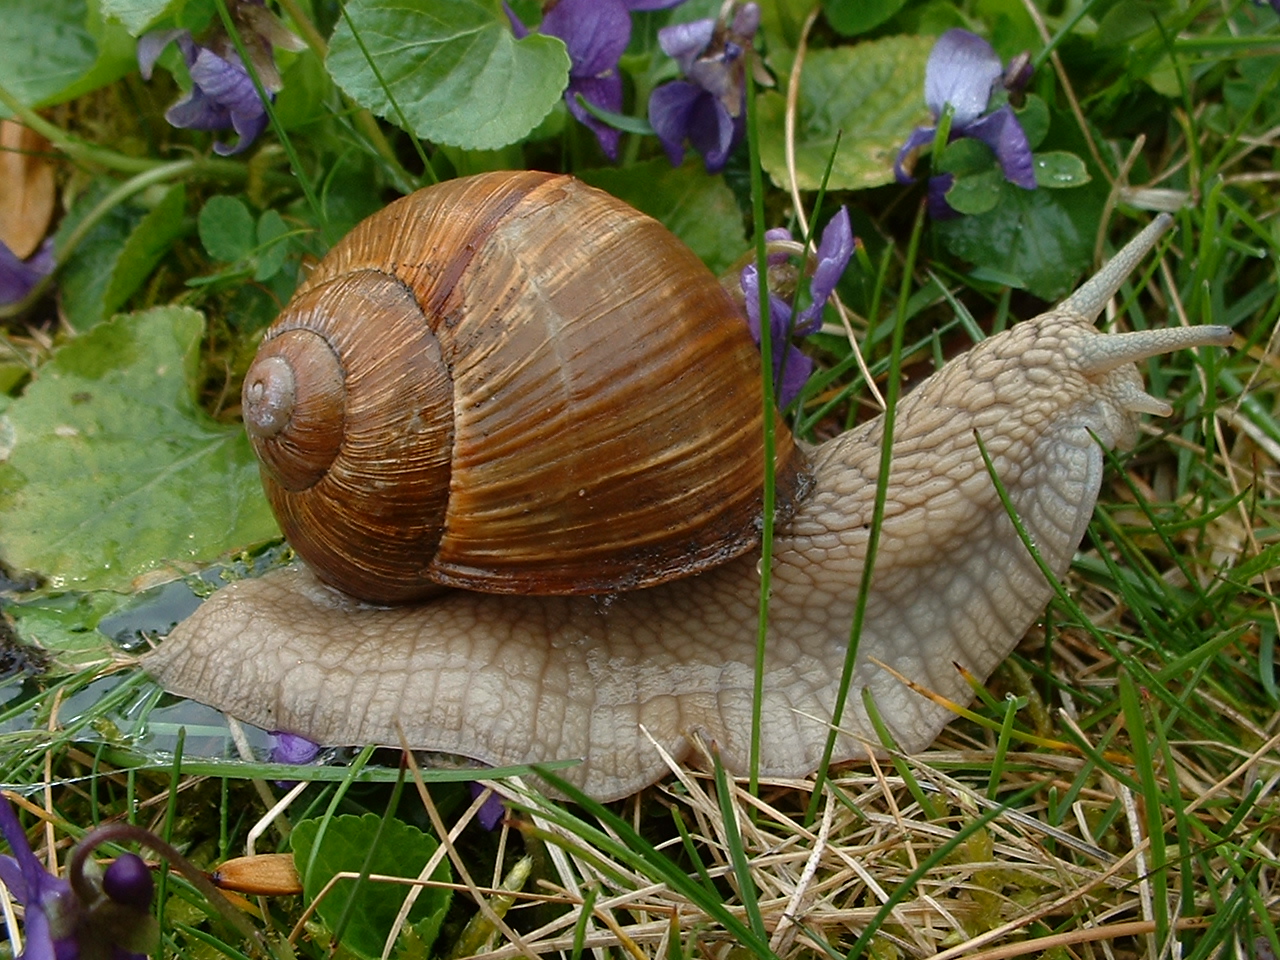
<box><xmin>145</xmin><ymin>217</ymin><xmax>1231</xmax><ymax>800</ymax></box>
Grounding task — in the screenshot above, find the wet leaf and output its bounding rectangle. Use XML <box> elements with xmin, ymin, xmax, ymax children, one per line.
<box><xmin>0</xmin><ymin>306</ymin><xmax>278</xmax><ymax>592</ymax></box>
<box><xmin>936</xmin><ymin>183</ymin><xmax>1105</xmax><ymax>299</ymax></box>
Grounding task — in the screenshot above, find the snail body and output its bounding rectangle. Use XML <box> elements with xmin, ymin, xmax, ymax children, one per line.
<box><xmin>145</xmin><ymin>184</ymin><xmax>1230</xmax><ymax>800</ymax></box>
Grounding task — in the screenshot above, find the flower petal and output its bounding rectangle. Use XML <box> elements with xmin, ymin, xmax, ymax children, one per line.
<box><xmin>686</xmin><ymin>93</ymin><xmax>739</xmax><ymax>172</ymax></box>
<box><xmin>775</xmin><ymin>348</ymin><xmax>814</xmax><ymax>407</ymax></box>
<box><xmin>542</xmin><ymin>0</ymin><xmax>631</xmax><ymax>78</ymax></box>
<box><xmin>269</xmin><ymin>731</ymin><xmax>320</xmax><ymax>765</ymax></box>
<box><xmin>658</xmin><ymin>18</ymin><xmax>715</xmax><ymax>73</ymax></box>
<box><xmin>468</xmin><ymin>782</ymin><xmax>507</xmax><ymax>831</ymax></box>
<box><xmin>0</xmin><ymin>238</ymin><xmax>54</xmax><ymax>306</ymax></box>
<box><xmin>625</xmin><ymin>0</ymin><xmax>686</xmax><ymax>9</ymax></box>
<box><xmin>0</xmin><ymin>854</ymin><xmax>28</xmax><ymax>905</ymax></box>
<box><xmin>925</xmin><ymin>28</ymin><xmax>1002</xmax><ymax>127</ymax></box>
<box><xmin>188</xmin><ymin>49</ymin><xmax>264</xmax><ymax>122</ymax></box>
<box><xmin>741</xmin><ymin>263</ymin><xmax>813</xmax><ymax>405</ymax></box>
<box><xmin>136</xmin><ymin>29</ymin><xmax>189</xmax><ymax>80</ymax></box>
<box><xmin>894</xmin><ymin>124</ymin><xmax>936</xmax><ymax>184</ymax></box>
<box><xmin>566</xmin><ymin>74</ymin><xmax>623</xmax><ymax>159</ymax></box>
<box><xmin>19</xmin><ymin>894</ymin><xmax>59</xmax><ymax>960</ymax></box>
<box><xmin>218</xmin><ymin>98</ymin><xmax>270</xmax><ymax>156</ymax></box>
<box><xmin>648</xmin><ymin>80</ymin><xmax>701</xmax><ymax>167</ymax></box>
<box><xmin>797</xmin><ymin>207</ymin><xmax>853</xmax><ymax>331</ymax></box>
<box><xmin>927</xmin><ymin>173</ymin><xmax>960</xmax><ymax>219</ymax></box>
<box><xmin>165</xmin><ymin>87</ymin><xmax>230</xmax><ymax>132</ymax></box>
<box><xmin>964</xmin><ymin>104</ymin><xmax>1036</xmax><ymax>189</ymax></box>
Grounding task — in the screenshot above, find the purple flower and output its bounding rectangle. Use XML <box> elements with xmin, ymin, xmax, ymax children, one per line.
<box><xmin>467</xmin><ymin>782</ymin><xmax>507</xmax><ymax>831</ymax></box>
<box><xmin>506</xmin><ymin>0</ymin><xmax>684</xmax><ymax>161</ymax></box>
<box><xmin>895</xmin><ymin>29</ymin><xmax>1036</xmax><ymax>215</ymax></box>
<box><xmin>0</xmin><ymin>795</ymin><xmax>158</xmax><ymax>960</ymax></box>
<box><xmin>137</xmin><ymin>2</ymin><xmax>301</xmax><ymax>156</ymax></box>
<box><xmin>649</xmin><ymin>3</ymin><xmax>759</xmax><ymax>173</ymax></box>
<box><xmin>268</xmin><ymin>731</ymin><xmax>320</xmax><ymax>765</ymax></box>
<box><xmin>0</xmin><ymin>238</ymin><xmax>54</xmax><ymax>307</ymax></box>
<box><xmin>741</xmin><ymin>208</ymin><xmax>854</xmax><ymax>407</ymax></box>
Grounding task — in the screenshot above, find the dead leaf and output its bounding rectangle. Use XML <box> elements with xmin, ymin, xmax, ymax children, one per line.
<box><xmin>0</xmin><ymin>119</ymin><xmax>56</xmax><ymax>259</ymax></box>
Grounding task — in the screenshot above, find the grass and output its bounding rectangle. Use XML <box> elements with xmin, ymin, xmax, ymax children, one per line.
<box><xmin>2</xmin><ymin>0</ymin><xmax>1279</xmax><ymax>957</ymax></box>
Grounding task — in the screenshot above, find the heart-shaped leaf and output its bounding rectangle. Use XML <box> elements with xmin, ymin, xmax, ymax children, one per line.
<box><xmin>327</xmin><ymin>0</ymin><xmax>570</xmax><ymax>150</ymax></box>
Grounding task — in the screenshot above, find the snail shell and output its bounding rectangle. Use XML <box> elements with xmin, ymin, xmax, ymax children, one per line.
<box><xmin>242</xmin><ymin>171</ymin><xmax>809</xmax><ymax>604</ymax></box>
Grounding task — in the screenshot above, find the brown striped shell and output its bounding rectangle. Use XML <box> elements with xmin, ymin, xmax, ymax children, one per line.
<box><xmin>241</xmin><ymin>170</ymin><xmax>809</xmax><ymax>604</ymax></box>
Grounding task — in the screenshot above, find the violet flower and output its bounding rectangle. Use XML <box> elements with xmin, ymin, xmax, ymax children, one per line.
<box><xmin>467</xmin><ymin>782</ymin><xmax>507</xmax><ymax>832</ymax></box>
<box><xmin>268</xmin><ymin>731</ymin><xmax>320</xmax><ymax>765</ymax></box>
<box><xmin>0</xmin><ymin>239</ymin><xmax>54</xmax><ymax>307</ymax></box>
<box><xmin>741</xmin><ymin>208</ymin><xmax>854</xmax><ymax>407</ymax></box>
<box><xmin>649</xmin><ymin>2</ymin><xmax>759</xmax><ymax>173</ymax></box>
<box><xmin>137</xmin><ymin>1</ymin><xmax>301</xmax><ymax>156</ymax></box>
<box><xmin>895</xmin><ymin>29</ymin><xmax>1036</xmax><ymax>217</ymax></box>
<box><xmin>506</xmin><ymin>0</ymin><xmax>684</xmax><ymax>161</ymax></box>
<box><xmin>0</xmin><ymin>794</ymin><xmax>158</xmax><ymax>960</ymax></box>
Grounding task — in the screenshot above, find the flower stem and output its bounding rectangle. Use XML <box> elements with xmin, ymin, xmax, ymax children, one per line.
<box><xmin>0</xmin><ymin>83</ymin><xmax>241</xmax><ymax>178</ymax></box>
<box><xmin>0</xmin><ymin>159</ymin><xmax>243</xmax><ymax>321</ymax></box>
<box><xmin>273</xmin><ymin>0</ymin><xmax>421</xmax><ymax>190</ymax></box>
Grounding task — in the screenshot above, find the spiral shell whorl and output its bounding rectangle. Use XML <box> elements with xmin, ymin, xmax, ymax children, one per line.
<box><xmin>243</xmin><ymin>330</ymin><xmax>345</xmax><ymax>492</ymax></box>
<box><xmin>251</xmin><ymin>269</ymin><xmax>456</xmax><ymax>604</ymax></box>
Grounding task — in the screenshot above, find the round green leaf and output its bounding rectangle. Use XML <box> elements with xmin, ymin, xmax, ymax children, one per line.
<box><xmin>1033</xmin><ymin>150</ymin><xmax>1092</xmax><ymax>189</ymax></box>
<box><xmin>757</xmin><ymin>36</ymin><xmax>934</xmax><ymax>191</ymax></box>
<box><xmin>945</xmin><ymin>169</ymin><xmax>1003</xmax><ymax>215</ymax></box>
<box><xmin>326</xmin><ymin>0</ymin><xmax>570</xmax><ymax>151</ymax></box>
<box><xmin>199</xmin><ymin>195</ymin><xmax>256</xmax><ymax>263</ymax></box>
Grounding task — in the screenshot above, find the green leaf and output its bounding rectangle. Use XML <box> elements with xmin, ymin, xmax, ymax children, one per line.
<box><xmin>327</xmin><ymin>0</ymin><xmax>570</xmax><ymax>151</ymax></box>
<box><xmin>578</xmin><ymin>159</ymin><xmax>747</xmax><ymax>274</ymax></box>
<box><xmin>106</xmin><ymin>184</ymin><xmax>190</xmax><ymax>311</ymax></box>
<box><xmin>199</xmin><ymin>195</ymin><xmax>256</xmax><ymax>262</ymax></box>
<box><xmin>936</xmin><ymin>183</ymin><xmax>1104</xmax><ymax>299</ymax></box>
<box><xmin>937</xmin><ymin>137</ymin><xmax>997</xmax><ymax>177</ymax></box>
<box><xmin>0</xmin><ymin>0</ymin><xmax>135</xmax><ymax>109</ymax></box>
<box><xmin>253</xmin><ymin>209</ymin><xmax>291</xmax><ymax>282</ymax></box>
<box><xmin>757</xmin><ymin>36</ymin><xmax>935</xmax><ymax>191</ymax></box>
<box><xmin>7</xmin><ymin>591</ymin><xmax>131</xmax><ymax>672</ymax></box>
<box><xmin>945</xmin><ymin>169</ymin><xmax>1003</xmax><ymax>215</ymax></box>
<box><xmin>1033</xmin><ymin>151</ymin><xmax>1092</xmax><ymax>189</ymax></box>
<box><xmin>55</xmin><ymin>182</ymin><xmax>189</xmax><ymax>333</ymax></box>
<box><xmin>291</xmin><ymin>814</ymin><xmax>452</xmax><ymax>960</ymax></box>
<box><xmin>823</xmin><ymin>0</ymin><xmax>909</xmax><ymax>37</ymax></box>
<box><xmin>100</xmin><ymin>0</ymin><xmax>172</xmax><ymax>33</ymax></box>
<box><xmin>56</xmin><ymin>182</ymin><xmax>146</xmax><ymax>333</ymax></box>
<box><xmin>0</xmin><ymin>307</ymin><xmax>279</xmax><ymax>592</ymax></box>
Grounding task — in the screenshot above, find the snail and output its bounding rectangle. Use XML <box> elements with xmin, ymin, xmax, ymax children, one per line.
<box><xmin>143</xmin><ymin>171</ymin><xmax>1231</xmax><ymax>800</ymax></box>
